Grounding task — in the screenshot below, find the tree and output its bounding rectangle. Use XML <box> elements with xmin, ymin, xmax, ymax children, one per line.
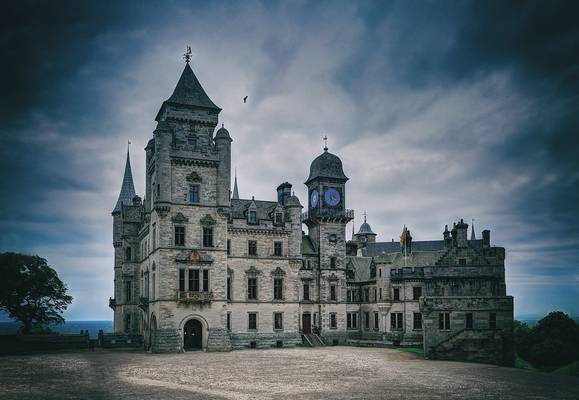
<box><xmin>519</xmin><ymin>311</ymin><xmax>579</xmax><ymax>368</ymax></box>
<box><xmin>0</xmin><ymin>252</ymin><xmax>73</xmax><ymax>334</ymax></box>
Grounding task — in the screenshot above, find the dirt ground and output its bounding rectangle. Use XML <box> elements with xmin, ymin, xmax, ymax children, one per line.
<box><xmin>0</xmin><ymin>347</ymin><xmax>577</xmax><ymax>400</ymax></box>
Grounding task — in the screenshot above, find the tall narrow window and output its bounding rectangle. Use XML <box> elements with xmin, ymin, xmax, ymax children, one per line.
<box><xmin>125</xmin><ymin>280</ymin><xmax>132</xmax><ymax>302</ymax></box>
<box><xmin>365</xmin><ymin>312</ymin><xmax>370</xmax><ymax>330</ymax></box>
<box><xmin>189</xmin><ymin>269</ymin><xmax>200</xmax><ymax>292</ymax></box>
<box><xmin>248</xmin><ymin>240</ymin><xmax>257</xmax><ymax>256</ymax></box>
<box><xmin>179</xmin><ymin>269</ymin><xmax>185</xmax><ymax>292</ymax></box>
<box><xmin>413</xmin><ymin>286</ymin><xmax>422</xmax><ymax>300</ymax></box>
<box><xmin>374</xmin><ymin>312</ymin><xmax>379</xmax><ymax>330</ymax></box>
<box><xmin>330</xmin><ymin>285</ymin><xmax>337</xmax><ymax>301</ymax></box>
<box><xmin>248</xmin><ymin>277</ymin><xmax>258</xmax><ymax>300</ymax></box>
<box><xmin>152</xmin><ymin>224</ymin><xmax>156</xmax><ymax>250</ymax></box>
<box><xmin>274</xmin><ymin>278</ymin><xmax>283</xmax><ymax>300</ymax></box>
<box><xmin>189</xmin><ymin>185</ymin><xmax>199</xmax><ymax>203</ymax></box>
<box><xmin>175</xmin><ymin>226</ymin><xmax>185</xmax><ymax>247</ymax></box>
<box><xmin>465</xmin><ymin>312</ymin><xmax>474</xmax><ymax>330</ymax></box>
<box><xmin>373</xmin><ymin>288</ymin><xmax>377</xmax><ymax>302</ymax></box>
<box><xmin>227</xmin><ymin>239</ymin><xmax>231</xmax><ymax>255</ymax></box>
<box><xmin>413</xmin><ymin>313</ymin><xmax>423</xmax><ymax>330</ymax></box>
<box><xmin>330</xmin><ymin>257</ymin><xmax>336</xmax><ymax>269</ymax></box>
<box><xmin>303</xmin><ymin>284</ymin><xmax>310</xmax><ymax>301</ymax></box>
<box><xmin>203</xmin><ymin>227</ymin><xmax>214</xmax><ymax>247</ymax></box>
<box><xmin>248</xmin><ymin>210</ymin><xmax>257</xmax><ymax>224</ymax></box>
<box><xmin>393</xmin><ymin>287</ymin><xmax>400</xmax><ymax>301</ymax></box>
<box><xmin>364</xmin><ymin>288</ymin><xmax>369</xmax><ymax>302</ymax></box>
<box><xmin>125</xmin><ymin>247</ymin><xmax>132</xmax><ymax>261</ymax></box>
<box><xmin>274</xmin><ymin>313</ymin><xmax>283</xmax><ymax>330</ymax></box>
<box><xmin>489</xmin><ymin>312</ymin><xmax>497</xmax><ymax>329</ymax></box>
<box><xmin>379</xmin><ymin>287</ymin><xmax>383</xmax><ymax>300</ymax></box>
<box><xmin>347</xmin><ymin>313</ymin><xmax>352</xmax><ymax>329</ymax></box>
<box><xmin>227</xmin><ymin>276</ymin><xmax>232</xmax><ymax>300</ymax></box>
<box><xmin>248</xmin><ymin>313</ymin><xmax>257</xmax><ymax>330</ymax></box>
<box><xmin>274</xmin><ymin>241</ymin><xmax>283</xmax><ymax>256</ymax></box>
<box><xmin>151</xmin><ymin>273</ymin><xmax>155</xmax><ymax>299</ymax></box>
<box><xmin>439</xmin><ymin>312</ymin><xmax>451</xmax><ymax>330</ymax></box>
<box><xmin>202</xmin><ymin>270</ymin><xmax>209</xmax><ymax>292</ymax></box>
<box><xmin>378</xmin><ymin>268</ymin><xmax>382</xmax><ymax>277</ymax></box>
<box><xmin>226</xmin><ymin>313</ymin><xmax>231</xmax><ymax>331</ymax></box>
<box><xmin>330</xmin><ymin>313</ymin><xmax>337</xmax><ymax>329</ymax></box>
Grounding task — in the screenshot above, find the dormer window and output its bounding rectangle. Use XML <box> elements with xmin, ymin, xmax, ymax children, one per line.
<box><xmin>248</xmin><ymin>210</ymin><xmax>257</xmax><ymax>224</ymax></box>
<box><xmin>274</xmin><ymin>212</ymin><xmax>283</xmax><ymax>225</ymax></box>
<box><xmin>187</xmin><ymin>135</ymin><xmax>197</xmax><ymax>149</ymax></box>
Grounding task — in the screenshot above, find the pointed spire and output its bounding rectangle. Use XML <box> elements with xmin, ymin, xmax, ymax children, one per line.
<box><xmin>166</xmin><ymin>63</ymin><xmax>220</xmax><ymax>111</ymax></box>
<box><xmin>112</xmin><ymin>146</ymin><xmax>137</xmax><ymax>213</ymax></box>
<box><xmin>470</xmin><ymin>219</ymin><xmax>476</xmax><ymax>241</ymax></box>
<box><xmin>232</xmin><ymin>168</ymin><xmax>239</xmax><ymax>199</ymax></box>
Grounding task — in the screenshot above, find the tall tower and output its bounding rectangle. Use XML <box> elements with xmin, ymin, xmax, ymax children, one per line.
<box><xmin>142</xmin><ymin>56</ymin><xmax>232</xmax><ymax>351</ymax></box>
<box><xmin>303</xmin><ymin>145</ymin><xmax>353</xmax><ymax>334</ymax></box>
<box><xmin>111</xmin><ymin>147</ymin><xmax>141</xmax><ymax>333</ymax></box>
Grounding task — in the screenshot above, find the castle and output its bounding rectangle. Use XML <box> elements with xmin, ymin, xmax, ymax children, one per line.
<box><xmin>110</xmin><ymin>57</ymin><xmax>514</xmax><ymax>365</ymax></box>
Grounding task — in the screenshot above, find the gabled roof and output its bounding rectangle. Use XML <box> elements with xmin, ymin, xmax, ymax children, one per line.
<box><xmin>301</xmin><ymin>234</ymin><xmax>317</xmax><ymax>255</ymax></box>
<box><xmin>112</xmin><ymin>150</ymin><xmax>137</xmax><ymax>214</ymax></box>
<box><xmin>346</xmin><ymin>256</ymin><xmax>373</xmax><ymax>282</ymax></box>
<box><xmin>230</xmin><ymin>198</ymin><xmax>279</xmax><ymax>220</ymax></box>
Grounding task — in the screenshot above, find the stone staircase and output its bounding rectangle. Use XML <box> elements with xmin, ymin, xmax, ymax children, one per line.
<box><xmin>302</xmin><ymin>334</ymin><xmax>325</xmax><ymax>347</ymax></box>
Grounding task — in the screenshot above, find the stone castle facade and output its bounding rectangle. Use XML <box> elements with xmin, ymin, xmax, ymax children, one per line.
<box><xmin>110</xmin><ymin>60</ymin><xmax>514</xmax><ymax>365</ymax></box>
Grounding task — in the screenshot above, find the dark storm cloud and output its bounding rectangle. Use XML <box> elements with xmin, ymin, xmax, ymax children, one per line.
<box><xmin>1</xmin><ymin>0</ymin><xmax>577</xmax><ymax>319</ymax></box>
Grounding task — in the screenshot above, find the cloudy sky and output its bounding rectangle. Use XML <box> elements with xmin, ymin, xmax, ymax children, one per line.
<box><xmin>1</xmin><ymin>0</ymin><xmax>578</xmax><ymax>320</ymax></box>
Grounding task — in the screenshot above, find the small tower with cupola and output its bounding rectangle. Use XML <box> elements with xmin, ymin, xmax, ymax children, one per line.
<box><xmin>303</xmin><ymin>142</ymin><xmax>353</xmax><ymax>337</ymax></box>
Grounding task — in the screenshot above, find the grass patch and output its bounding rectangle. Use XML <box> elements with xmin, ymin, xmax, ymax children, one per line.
<box><xmin>396</xmin><ymin>347</ymin><xmax>424</xmax><ymax>356</ymax></box>
<box><xmin>553</xmin><ymin>361</ymin><xmax>579</xmax><ymax>377</ymax></box>
<box><xmin>515</xmin><ymin>355</ymin><xmax>540</xmax><ymax>371</ymax></box>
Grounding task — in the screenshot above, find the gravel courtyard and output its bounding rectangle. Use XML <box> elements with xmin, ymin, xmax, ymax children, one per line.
<box><xmin>0</xmin><ymin>347</ymin><xmax>578</xmax><ymax>400</ymax></box>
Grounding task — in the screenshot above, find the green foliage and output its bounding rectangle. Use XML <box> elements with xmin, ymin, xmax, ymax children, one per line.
<box><xmin>397</xmin><ymin>347</ymin><xmax>424</xmax><ymax>356</ymax></box>
<box><xmin>0</xmin><ymin>252</ymin><xmax>73</xmax><ymax>334</ymax></box>
<box><xmin>518</xmin><ymin>311</ymin><xmax>579</xmax><ymax>369</ymax></box>
<box><xmin>553</xmin><ymin>361</ymin><xmax>579</xmax><ymax>377</ymax></box>
<box><xmin>514</xmin><ymin>355</ymin><xmax>539</xmax><ymax>371</ymax></box>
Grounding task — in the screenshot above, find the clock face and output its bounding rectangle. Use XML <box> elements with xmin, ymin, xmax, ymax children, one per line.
<box><xmin>310</xmin><ymin>190</ymin><xmax>319</xmax><ymax>208</ymax></box>
<box><xmin>324</xmin><ymin>188</ymin><xmax>341</xmax><ymax>207</ymax></box>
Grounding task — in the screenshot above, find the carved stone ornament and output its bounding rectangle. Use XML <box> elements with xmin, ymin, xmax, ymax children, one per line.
<box><xmin>271</xmin><ymin>267</ymin><xmax>286</xmax><ymax>277</ymax></box>
<box><xmin>200</xmin><ymin>214</ymin><xmax>216</xmax><ymax>226</ymax></box>
<box><xmin>175</xmin><ymin>250</ymin><xmax>213</xmax><ymax>265</ymax></box>
<box><xmin>245</xmin><ymin>266</ymin><xmax>261</xmax><ymax>276</ymax></box>
<box><xmin>328</xmin><ymin>273</ymin><xmax>339</xmax><ymax>281</ymax></box>
<box><xmin>186</xmin><ymin>171</ymin><xmax>202</xmax><ymax>183</ymax></box>
<box><xmin>171</xmin><ymin>212</ymin><xmax>189</xmax><ymax>223</ymax></box>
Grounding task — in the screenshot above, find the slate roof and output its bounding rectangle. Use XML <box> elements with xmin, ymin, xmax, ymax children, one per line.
<box><xmin>362</xmin><ymin>240</ymin><xmax>446</xmax><ymax>257</ymax></box>
<box><xmin>357</xmin><ymin>221</ymin><xmax>376</xmax><ymax>235</ymax></box>
<box><xmin>112</xmin><ymin>150</ymin><xmax>137</xmax><ymax>213</ymax></box>
<box><xmin>163</xmin><ymin>64</ymin><xmax>220</xmax><ymax>111</ymax></box>
<box><xmin>305</xmin><ymin>149</ymin><xmax>348</xmax><ymax>184</ymax></box>
<box><xmin>346</xmin><ymin>256</ymin><xmax>373</xmax><ymax>282</ymax></box>
<box><xmin>230</xmin><ymin>198</ymin><xmax>278</xmax><ymax>220</ymax></box>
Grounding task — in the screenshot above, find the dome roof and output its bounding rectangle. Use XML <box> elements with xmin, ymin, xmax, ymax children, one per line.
<box><xmin>285</xmin><ymin>195</ymin><xmax>302</xmax><ymax>207</ymax></box>
<box><xmin>305</xmin><ymin>149</ymin><xmax>348</xmax><ymax>184</ymax></box>
<box><xmin>357</xmin><ymin>221</ymin><xmax>376</xmax><ymax>235</ymax></box>
<box><xmin>215</xmin><ymin>124</ymin><xmax>231</xmax><ymax>140</ymax></box>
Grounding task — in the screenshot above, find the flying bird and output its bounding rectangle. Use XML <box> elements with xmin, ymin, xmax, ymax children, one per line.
<box><xmin>243</xmin><ymin>96</ymin><xmax>248</xmax><ymax>103</ymax></box>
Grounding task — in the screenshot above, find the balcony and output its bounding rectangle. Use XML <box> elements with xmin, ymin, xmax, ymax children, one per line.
<box><xmin>301</xmin><ymin>209</ymin><xmax>354</xmax><ymax>223</ymax></box>
<box><xmin>108</xmin><ymin>297</ymin><xmax>116</xmax><ymax>309</ymax></box>
<box><xmin>178</xmin><ymin>291</ymin><xmax>213</xmax><ymax>304</ymax></box>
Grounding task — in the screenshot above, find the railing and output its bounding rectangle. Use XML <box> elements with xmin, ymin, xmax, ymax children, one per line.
<box><xmin>302</xmin><ymin>209</ymin><xmax>354</xmax><ymax>222</ymax></box>
<box><xmin>177</xmin><ymin>291</ymin><xmax>213</xmax><ymax>304</ymax></box>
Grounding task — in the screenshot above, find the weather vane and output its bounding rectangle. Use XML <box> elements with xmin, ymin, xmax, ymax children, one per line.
<box><xmin>323</xmin><ymin>135</ymin><xmax>328</xmax><ymax>151</ymax></box>
<box><xmin>183</xmin><ymin>46</ymin><xmax>192</xmax><ymax>64</ymax></box>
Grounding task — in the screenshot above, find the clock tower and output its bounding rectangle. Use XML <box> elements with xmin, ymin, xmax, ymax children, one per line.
<box><xmin>303</xmin><ymin>145</ymin><xmax>353</xmax><ymax>334</ymax></box>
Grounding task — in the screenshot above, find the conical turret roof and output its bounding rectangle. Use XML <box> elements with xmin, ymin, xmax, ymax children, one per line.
<box><xmin>232</xmin><ymin>170</ymin><xmax>240</xmax><ymax>200</ymax></box>
<box><xmin>112</xmin><ymin>149</ymin><xmax>137</xmax><ymax>214</ymax></box>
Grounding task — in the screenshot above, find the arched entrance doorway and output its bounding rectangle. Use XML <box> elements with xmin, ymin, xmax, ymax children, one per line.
<box><xmin>183</xmin><ymin>319</ymin><xmax>203</xmax><ymax>350</ymax></box>
<box><xmin>149</xmin><ymin>314</ymin><xmax>157</xmax><ymax>351</ymax></box>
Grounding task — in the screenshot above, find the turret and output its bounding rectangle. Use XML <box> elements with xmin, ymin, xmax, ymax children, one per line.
<box><xmin>277</xmin><ymin>182</ymin><xmax>292</xmax><ymax>205</ymax></box>
<box><xmin>215</xmin><ymin>124</ymin><xmax>232</xmax><ymax>207</ymax></box>
<box><xmin>455</xmin><ymin>218</ymin><xmax>468</xmax><ymax>248</ymax></box>
<box><xmin>285</xmin><ymin>193</ymin><xmax>303</xmax><ymax>257</ymax></box>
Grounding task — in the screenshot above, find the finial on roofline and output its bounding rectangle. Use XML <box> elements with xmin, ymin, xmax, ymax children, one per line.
<box><xmin>323</xmin><ymin>135</ymin><xmax>328</xmax><ymax>151</ymax></box>
<box><xmin>183</xmin><ymin>46</ymin><xmax>192</xmax><ymax>64</ymax></box>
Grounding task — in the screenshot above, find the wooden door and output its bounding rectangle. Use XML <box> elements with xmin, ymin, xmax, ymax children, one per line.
<box><xmin>302</xmin><ymin>313</ymin><xmax>311</xmax><ymax>334</ymax></box>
